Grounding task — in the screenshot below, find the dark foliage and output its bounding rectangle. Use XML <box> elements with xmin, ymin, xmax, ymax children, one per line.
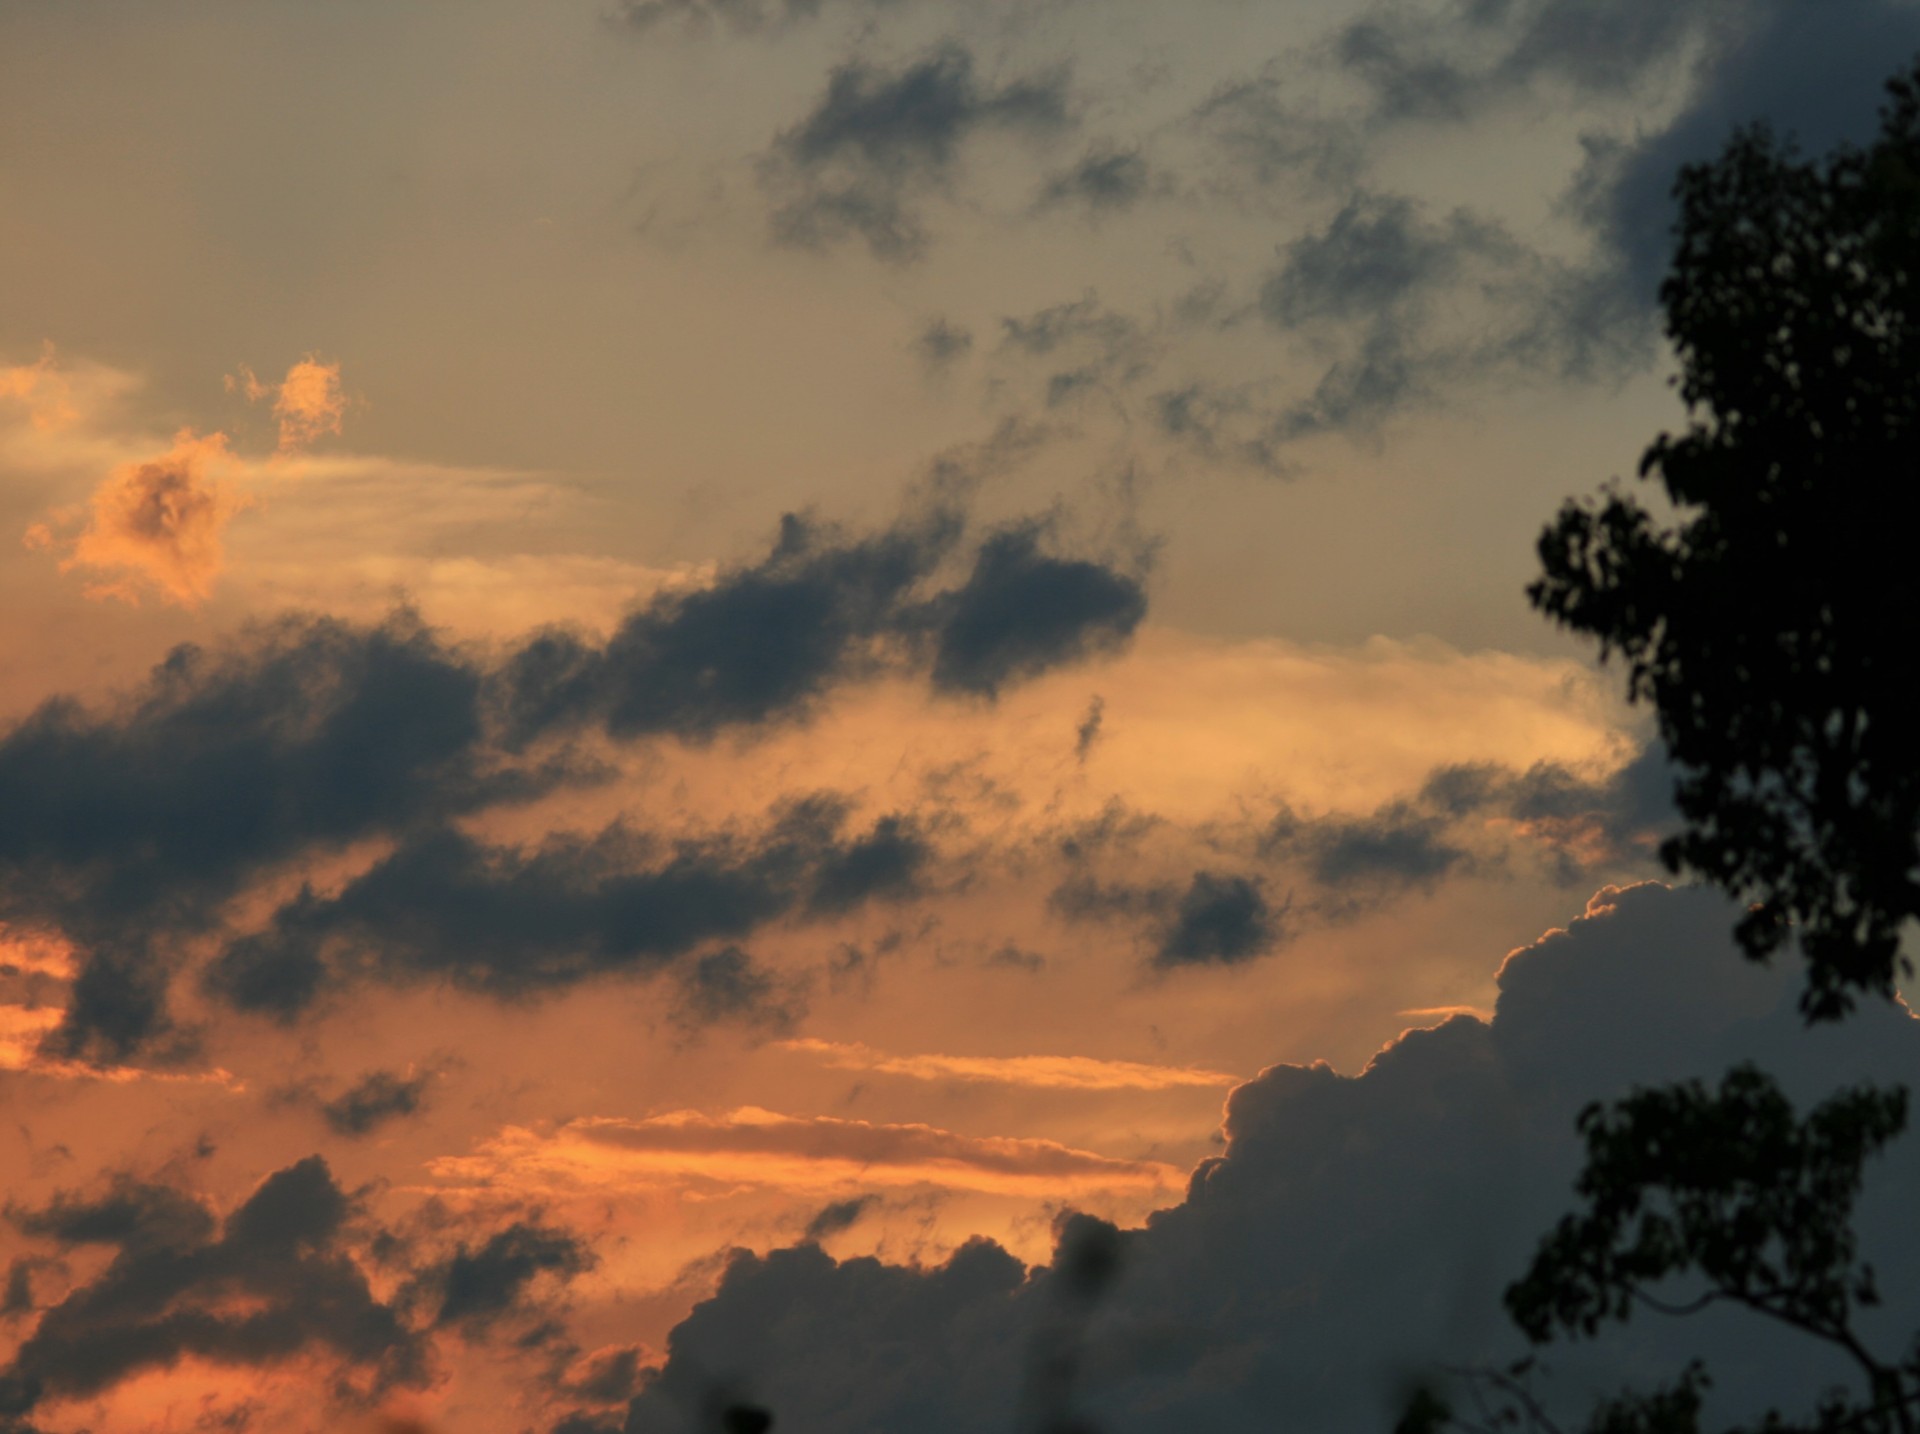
<box><xmin>1530</xmin><ymin>61</ymin><xmax>1920</xmax><ymax>1019</ymax></box>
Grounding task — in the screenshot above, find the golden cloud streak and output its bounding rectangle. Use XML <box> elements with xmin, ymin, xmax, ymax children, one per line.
<box><xmin>432</xmin><ymin>1108</ymin><xmax>1181</xmax><ymax>1200</ymax></box>
<box><xmin>781</xmin><ymin>1038</ymin><xmax>1239</xmax><ymax>1091</ymax></box>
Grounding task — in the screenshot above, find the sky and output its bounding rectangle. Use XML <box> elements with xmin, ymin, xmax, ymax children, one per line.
<box><xmin>2</xmin><ymin>3</ymin><xmax>1919</xmax><ymax>1433</ymax></box>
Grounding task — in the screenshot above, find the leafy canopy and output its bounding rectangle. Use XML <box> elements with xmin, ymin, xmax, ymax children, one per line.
<box><xmin>1531</xmin><ymin>64</ymin><xmax>1920</xmax><ymax>1018</ymax></box>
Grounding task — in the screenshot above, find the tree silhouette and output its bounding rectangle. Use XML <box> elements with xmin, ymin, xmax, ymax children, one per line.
<box><xmin>1530</xmin><ymin>60</ymin><xmax>1920</xmax><ymax>1021</ymax></box>
<box><xmin>1414</xmin><ymin>52</ymin><xmax>1920</xmax><ymax>1434</ymax></box>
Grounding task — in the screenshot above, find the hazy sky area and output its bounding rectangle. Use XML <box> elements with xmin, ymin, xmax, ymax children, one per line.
<box><xmin>3</xmin><ymin>4</ymin><xmax>1919</xmax><ymax>1433</ymax></box>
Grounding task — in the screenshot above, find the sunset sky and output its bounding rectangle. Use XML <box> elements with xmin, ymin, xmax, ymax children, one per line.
<box><xmin>5</xmin><ymin>4</ymin><xmax>1920</xmax><ymax>1433</ymax></box>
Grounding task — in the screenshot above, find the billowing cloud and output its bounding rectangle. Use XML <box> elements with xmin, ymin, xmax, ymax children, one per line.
<box><xmin>271</xmin><ymin>357</ymin><xmax>348</xmax><ymax>454</ymax></box>
<box><xmin>761</xmin><ymin>44</ymin><xmax>1072</xmax><ymax>260</ymax></box>
<box><xmin>620</xmin><ymin>884</ymin><xmax>1920</xmax><ymax>1433</ymax></box>
<box><xmin>433</xmin><ymin>1108</ymin><xmax>1184</xmax><ymax>1200</ymax></box>
<box><xmin>28</xmin><ymin>429</ymin><xmax>246</xmax><ymax>607</ymax></box>
<box><xmin>229</xmin><ymin>356</ymin><xmax>349</xmax><ymax>454</ymax></box>
<box><xmin>781</xmin><ymin>1038</ymin><xmax>1240</xmax><ymax>1091</ymax></box>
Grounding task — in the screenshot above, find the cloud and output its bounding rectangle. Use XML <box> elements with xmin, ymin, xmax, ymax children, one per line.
<box><xmin>782</xmin><ymin>1038</ymin><xmax>1239</xmax><ymax>1091</ymax></box>
<box><xmin>271</xmin><ymin>358</ymin><xmax>348</xmax><ymax>454</ymax></box>
<box><xmin>321</xmin><ymin>1068</ymin><xmax>434</xmax><ymax>1138</ymax></box>
<box><xmin>913</xmin><ymin>317</ymin><xmax>973</xmax><ymax>371</ymax></box>
<box><xmin>0</xmin><ymin>1157</ymin><xmax>426</xmax><ymax>1421</ymax></box>
<box><xmin>801</xmin><ymin>1196</ymin><xmax>877</xmax><ymax>1241</ymax></box>
<box><xmin>671</xmin><ymin>948</ymin><xmax>807</xmax><ymax>1034</ymax></box>
<box><xmin>431</xmin><ymin>1222</ymin><xmax>593</xmax><ymax>1330</ymax></box>
<box><xmin>0</xmin><ymin>344</ymin><xmax>80</xmax><ymax>431</ymax></box>
<box><xmin>613</xmin><ymin>0</ymin><xmax>837</xmax><ymax>36</ymax></box>
<box><xmin>433</xmin><ymin>1108</ymin><xmax>1184</xmax><ymax>1201</ymax></box>
<box><xmin>29</xmin><ymin>428</ymin><xmax>247</xmax><ymax>608</ymax></box>
<box><xmin>1037</xmin><ymin>146</ymin><xmax>1154</xmax><ymax>214</ymax></box>
<box><xmin>925</xmin><ymin>526</ymin><xmax>1146</xmax><ymax>697</ymax></box>
<box><xmin>0</xmin><ymin>611</ymin><xmax>515</xmax><ymax>1060</ymax></box>
<box><xmin>499</xmin><ymin>508</ymin><xmax>1146</xmax><ymax>739</ymax></box>
<box><xmin>201</xmin><ymin>799</ymin><xmax>929</xmax><ymax>1019</ymax></box>
<box><xmin>1571</xmin><ymin>0</ymin><xmax>1920</xmax><ymax>313</ymax></box>
<box><xmin>1153</xmin><ymin>871</ymin><xmax>1281</xmax><ymax>968</ymax></box>
<box><xmin>761</xmin><ymin>44</ymin><xmax>1072</xmax><ymax>260</ymax></box>
<box><xmin>1251</xmin><ymin>190</ymin><xmax>1623</xmax><ymax>439</ymax></box>
<box><xmin>619</xmin><ymin>884</ymin><xmax>1920</xmax><ymax>1433</ymax></box>
<box><xmin>1</xmin><ymin>503</ymin><xmax>1147</xmax><ymax>1059</ymax></box>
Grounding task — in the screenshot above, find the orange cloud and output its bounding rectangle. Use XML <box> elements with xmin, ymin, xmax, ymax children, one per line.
<box><xmin>781</xmin><ymin>1038</ymin><xmax>1239</xmax><ymax>1091</ymax></box>
<box><xmin>231</xmin><ymin>356</ymin><xmax>347</xmax><ymax>454</ymax></box>
<box><xmin>433</xmin><ymin>1108</ymin><xmax>1182</xmax><ymax>1200</ymax></box>
<box><xmin>0</xmin><ymin>343</ymin><xmax>79</xmax><ymax>430</ymax></box>
<box><xmin>41</xmin><ymin>429</ymin><xmax>247</xmax><ymax>607</ymax></box>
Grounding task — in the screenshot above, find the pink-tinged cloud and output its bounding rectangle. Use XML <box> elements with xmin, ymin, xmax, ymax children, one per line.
<box><xmin>432</xmin><ymin>1108</ymin><xmax>1183</xmax><ymax>1199</ymax></box>
<box><xmin>41</xmin><ymin>429</ymin><xmax>246</xmax><ymax>606</ymax></box>
<box><xmin>781</xmin><ymin>1038</ymin><xmax>1239</xmax><ymax>1091</ymax></box>
<box><xmin>231</xmin><ymin>357</ymin><xmax>347</xmax><ymax>454</ymax></box>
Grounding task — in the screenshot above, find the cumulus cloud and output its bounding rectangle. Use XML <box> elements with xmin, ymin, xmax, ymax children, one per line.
<box><xmin>433</xmin><ymin>1108</ymin><xmax>1184</xmax><ymax>1201</ymax></box>
<box><xmin>619</xmin><ymin>884</ymin><xmax>1920</xmax><ymax>1433</ymax></box>
<box><xmin>0</xmin><ymin>1157</ymin><xmax>426</xmax><ymax>1422</ymax></box>
<box><xmin>761</xmin><ymin>44</ymin><xmax>1072</xmax><ymax>260</ymax></box>
<box><xmin>27</xmin><ymin>429</ymin><xmax>247</xmax><ymax>607</ymax></box>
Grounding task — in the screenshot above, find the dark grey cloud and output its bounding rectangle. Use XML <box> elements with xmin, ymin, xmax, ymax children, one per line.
<box><xmin>1251</xmin><ymin>190</ymin><xmax>1614</xmax><ymax>440</ymax></box>
<box><xmin>618</xmin><ymin>883</ymin><xmax>1920</xmax><ymax>1434</ymax></box>
<box><xmin>1154</xmin><ymin>871</ymin><xmax>1282</xmax><ymax>968</ymax></box>
<box><xmin>762</xmin><ymin>44</ymin><xmax>1072</xmax><ymax>260</ymax></box>
<box><xmin>1054</xmin><ymin>751</ymin><xmax>1674</xmax><ymax>963</ymax></box>
<box><xmin>1327</xmin><ymin>0</ymin><xmax>1732</xmax><ymax>128</ymax></box>
<box><xmin>1</xmin><ymin>506</ymin><xmax>1145</xmax><ymax>1061</ymax></box>
<box><xmin>1073</xmin><ymin>695</ymin><xmax>1103</xmax><ymax>761</ymax></box>
<box><xmin>1266</xmin><ymin>748</ymin><xmax>1678</xmax><ymax>913</ymax></box>
<box><xmin>497</xmin><ymin>509</ymin><xmax>959</xmax><ymax>745</ymax></box>
<box><xmin>1571</xmin><ymin>0</ymin><xmax>1920</xmax><ymax>313</ymax></box>
<box><xmin>1052</xmin><ymin>867</ymin><xmax>1284</xmax><ymax>971</ymax></box>
<box><xmin>913</xmin><ymin>316</ymin><xmax>973</xmax><ymax>370</ymax></box>
<box><xmin>433</xmin><ymin>1222</ymin><xmax>593</xmax><ymax>1329</ymax></box>
<box><xmin>0</xmin><ymin>613</ymin><xmax>529</xmax><ymax>1063</ymax></box>
<box><xmin>500</xmin><ymin>508</ymin><xmax>1145</xmax><ymax>737</ymax></box>
<box><xmin>202</xmin><ymin>799</ymin><xmax>928</xmax><ymax>1020</ymax></box>
<box><xmin>0</xmin><ymin>1158</ymin><xmax>424</xmax><ymax>1420</ymax></box>
<box><xmin>926</xmin><ymin>526</ymin><xmax>1146</xmax><ymax>697</ymax></box>
<box><xmin>1037</xmin><ymin>146</ymin><xmax>1153</xmax><ymax>214</ymax></box>
<box><xmin>671</xmin><ymin>947</ymin><xmax>806</xmax><ymax>1033</ymax></box>
<box><xmin>321</xmin><ymin>1069</ymin><xmax>433</xmax><ymax>1138</ymax></box>
<box><xmin>801</xmin><ymin>1196</ymin><xmax>877</xmax><ymax>1241</ymax></box>
<box><xmin>614</xmin><ymin>0</ymin><xmax>832</xmax><ymax>36</ymax></box>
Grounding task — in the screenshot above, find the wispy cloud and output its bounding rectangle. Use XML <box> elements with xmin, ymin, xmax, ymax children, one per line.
<box><xmin>782</xmin><ymin>1037</ymin><xmax>1239</xmax><ymax>1091</ymax></box>
<box><xmin>433</xmin><ymin>1109</ymin><xmax>1183</xmax><ymax>1199</ymax></box>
